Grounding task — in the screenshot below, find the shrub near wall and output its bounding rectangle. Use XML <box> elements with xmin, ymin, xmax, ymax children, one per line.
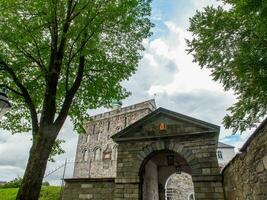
<box><xmin>222</xmin><ymin>118</ymin><xmax>267</xmax><ymax>200</ymax></box>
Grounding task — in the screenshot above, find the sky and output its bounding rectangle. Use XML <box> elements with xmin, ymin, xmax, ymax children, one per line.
<box><xmin>0</xmin><ymin>0</ymin><xmax>253</xmax><ymax>184</ymax></box>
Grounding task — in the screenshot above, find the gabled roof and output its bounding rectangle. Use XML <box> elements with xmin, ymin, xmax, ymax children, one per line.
<box><xmin>112</xmin><ymin>107</ymin><xmax>220</xmax><ymax>141</ymax></box>
<box><xmin>218</xmin><ymin>142</ymin><xmax>235</xmax><ymax>148</ymax></box>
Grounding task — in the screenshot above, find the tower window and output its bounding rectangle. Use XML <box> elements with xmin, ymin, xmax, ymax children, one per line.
<box><xmin>124</xmin><ymin>117</ymin><xmax>127</xmax><ymax>127</ymax></box>
<box><xmin>94</xmin><ymin>148</ymin><xmax>101</xmax><ymax>160</ymax></box>
<box><xmin>92</xmin><ymin>124</ymin><xmax>96</xmax><ymax>134</ymax></box>
<box><xmin>83</xmin><ymin>149</ymin><xmax>88</xmax><ymax>161</ymax></box>
<box><xmin>107</xmin><ymin>121</ymin><xmax>110</xmax><ymax>131</ymax></box>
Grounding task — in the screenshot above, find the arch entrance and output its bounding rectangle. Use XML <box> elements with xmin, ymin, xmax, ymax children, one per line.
<box><xmin>140</xmin><ymin>150</ymin><xmax>192</xmax><ymax>200</ymax></box>
<box><xmin>112</xmin><ymin>108</ymin><xmax>225</xmax><ymax>200</ymax></box>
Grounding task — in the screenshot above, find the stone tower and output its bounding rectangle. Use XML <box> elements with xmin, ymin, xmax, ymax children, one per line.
<box><xmin>73</xmin><ymin>99</ymin><xmax>156</xmax><ymax>178</ymax></box>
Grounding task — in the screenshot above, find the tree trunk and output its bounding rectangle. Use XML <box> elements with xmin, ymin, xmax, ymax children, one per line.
<box><xmin>16</xmin><ymin>132</ymin><xmax>57</xmax><ymax>200</ymax></box>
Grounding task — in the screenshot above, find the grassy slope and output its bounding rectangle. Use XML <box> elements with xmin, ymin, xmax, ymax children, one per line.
<box><xmin>0</xmin><ymin>186</ymin><xmax>61</xmax><ymax>200</ymax></box>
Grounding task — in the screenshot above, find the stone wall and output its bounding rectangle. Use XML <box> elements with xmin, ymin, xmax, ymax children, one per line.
<box><xmin>222</xmin><ymin>118</ymin><xmax>267</xmax><ymax>200</ymax></box>
<box><xmin>114</xmin><ymin>134</ymin><xmax>224</xmax><ymax>200</ymax></box>
<box><xmin>63</xmin><ymin>178</ymin><xmax>115</xmax><ymax>200</ymax></box>
<box><xmin>143</xmin><ymin>161</ymin><xmax>159</xmax><ymax>200</ymax></box>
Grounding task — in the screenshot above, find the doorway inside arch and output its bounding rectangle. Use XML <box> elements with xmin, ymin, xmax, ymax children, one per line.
<box><xmin>140</xmin><ymin>150</ymin><xmax>195</xmax><ymax>200</ymax></box>
<box><xmin>165</xmin><ymin>172</ymin><xmax>194</xmax><ymax>200</ymax></box>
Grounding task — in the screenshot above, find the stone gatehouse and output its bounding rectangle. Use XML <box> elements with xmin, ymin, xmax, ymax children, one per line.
<box><xmin>63</xmin><ymin>100</ymin><xmax>224</xmax><ymax>200</ymax></box>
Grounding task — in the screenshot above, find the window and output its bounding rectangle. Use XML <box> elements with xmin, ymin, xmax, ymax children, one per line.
<box><xmin>124</xmin><ymin>117</ymin><xmax>127</xmax><ymax>127</ymax></box>
<box><xmin>103</xmin><ymin>151</ymin><xmax>112</xmax><ymax>160</ymax></box>
<box><xmin>92</xmin><ymin>124</ymin><xmax>96</xmax><ymax>134</ymax></box>
<box><xmin>94</xmin><ymin>148</ymin><xmax>101</xmax><ymax>160</ymax></box>
<box><xmin>112</xmin><ymin>145</ymin><xmax>118</xmax><ymax>160</ymax></box>
<box><xmin>217</xmin><ymin>150</ymin><xmax>223</xmax><ymax>159</ymax></box>
<box><xmin>107</xmin><ymin>121</ymin><xmax>110</xmax><ymax>131</ymax></box>
<box><xmin>82</xmin><ymin>149</ymin><xmax>88</xmax><ymax>161</ymax></box>
<box><xmin>86</xmin><ymin>134</ymin><xmax>90</xmax><ymax>143</ymax></box>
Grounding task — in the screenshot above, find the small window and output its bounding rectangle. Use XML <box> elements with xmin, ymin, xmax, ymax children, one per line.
<box><xmin>103</xmin><ymin>151</ymin><xmax>112</xmax><ymax>160</ymax></box>
<box><xmin>107</xmin><ymin>121</ymin><xmax>110</xmax><ymax>131</ymax></box>
<box><xmin>83</xmin><ymin>149</ymin><xmax>88</xmax><ymax>161</ymax></box>
<box><xmin>94</xmin><ymin>148</ymin><xmax>101</xmax><ymax>160</ymax></box>
<box><xmin>217</xmin><ymin>150</ymin><xmax>223</xmax><ymax>159</ymax></box>
<box><xmin>124</xmin><ymin>117</ymin><xmax>127</xmax><ymax>127</ymax></box>
<box><xmin>112</xmin><ymin>145</ymin><xmax>118</xmax><ymax>160</ymax></box>
<box><xmin>92</xmin><ymin>124</ymin><xmax>96</xmax><ymax>134</ymax></box>
<box><xmin>86</xmin><ymin>134</ymin><xmax>90</xmax><ymax>143</ymax></box>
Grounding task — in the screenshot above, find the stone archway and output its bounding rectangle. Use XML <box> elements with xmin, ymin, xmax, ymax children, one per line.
<box><xmin>139</xmin><ymin>149</ymin><xmax>192</xmax><ymax>200</ymax></box>
<box><xmin>112</xmin><ymin>107</ymin><xmax>225</xmax><ymax>200</ymax></box>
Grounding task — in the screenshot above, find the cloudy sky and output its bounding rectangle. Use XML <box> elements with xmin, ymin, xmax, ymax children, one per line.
<box><xmin>0</xmin><ymin>0</ymin><xmax>252</xmax><ymax>184</ymax></box>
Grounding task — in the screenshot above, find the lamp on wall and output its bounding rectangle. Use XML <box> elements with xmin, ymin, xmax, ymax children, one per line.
<box><xmin>0</xmin><ymin>87</ymin><xmax>11</xmax><ymax>119</ymax></box>
<box><xmin>175</xmin><ymin>165</ymin><xmax>181</xmax><ymax>174</ymax></box>
<box><xmin>167</xmin><ymin>155</ymin><xmax>174</xmax><ymax>166</ymax></box>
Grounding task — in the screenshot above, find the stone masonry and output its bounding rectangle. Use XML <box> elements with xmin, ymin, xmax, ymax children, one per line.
<box><xmin>112</xmin><ymin>107</ymin><xmax>224</xmax><ymax>200</ymax></box>
<box><xmin>222</xmin><ymin>118</ymin><xmax>267</xmax><ymax>200</ymax></box>
<box><xmin>166</xmin><ymin>172</ymin><xmax>194</xmax><ymax>200</ymax></box>
<box><xmin>73</xmin><ymin>99</ymin><xmax>156</xmax><ymax>178</ymax></box>
<box><xmin>64</xmin><ymin>101</ymin><xmax>225</xmax><ymax>200</ymax></box>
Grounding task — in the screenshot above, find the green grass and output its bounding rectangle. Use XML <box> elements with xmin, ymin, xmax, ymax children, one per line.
<box><xmin>0</xmin><ymin>186</ymin><xmax>61</xmax><ymax>200</ymax></box>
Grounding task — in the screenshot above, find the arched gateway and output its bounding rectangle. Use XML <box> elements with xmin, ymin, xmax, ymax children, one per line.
<box><xmin>63</xmin><ymin>106</ymin><xmax>225</xmax><ymax>200</ymax></box>
<box><xmin>111</xmin><ymin>108</ymin><xmax>224</xmax><ymax>200</ymax></box>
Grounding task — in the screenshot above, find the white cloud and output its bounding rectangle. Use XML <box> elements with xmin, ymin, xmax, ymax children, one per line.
<box><xmin>0</xmin><ymin>119</ymin><xmax>78</xmax><ymax>183</ymax></box>
<box><xmin>0</xmin><ymin>0</ymin><xmax>247</xmax><ymax>183</ymax></box>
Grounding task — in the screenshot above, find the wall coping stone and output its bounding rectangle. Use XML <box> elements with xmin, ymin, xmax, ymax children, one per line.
<box><xmin>64</xmin><ymin>178</ymin><xmax>115</xmax><ymax>183</ymax></box>
<box><xmin>240</xmin><ymin>117</ymin><xmax>267</xmax><ymax>152</ymax></box>
<box><xmin>222</xmin><ymin>117</ymin><xmax>267</xmax><ymax>174</ymax></box>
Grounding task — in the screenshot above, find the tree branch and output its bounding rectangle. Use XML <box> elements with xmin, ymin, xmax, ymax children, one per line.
<box><xmin>0</xmin><ymin>60</ymin><xmax>39</xmax><ymax>134</ymax></box>
<box><xmin>57</xmin><ymin>0</ymin><xmax>75</xmax><ymax>68</ymax></box>
<box><xmin>0</xmin><ymin>84</ymin><xmax>24</xmax><ymax>97</ymax></box>
<box><xmin>54</xmin><ymin>55</ymin><xmax>85</xmax><ymax>130</ymax></box>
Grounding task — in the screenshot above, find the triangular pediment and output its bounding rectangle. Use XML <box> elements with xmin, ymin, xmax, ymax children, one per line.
<box><xmin>112</xmin><ymin>108</ymin><xmax>220</xmax><ymax>142</ymax></box>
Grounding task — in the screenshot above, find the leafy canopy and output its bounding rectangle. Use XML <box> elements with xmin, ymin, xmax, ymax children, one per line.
<box><xmin>187</xmin><ymin>0</ymin><xmax>267</xmax><ymax>132</ymax></box>
<box><xmin>0</xmin><ymin>0</ymin><xmax>153</xmax><ymax>134</ymax></box>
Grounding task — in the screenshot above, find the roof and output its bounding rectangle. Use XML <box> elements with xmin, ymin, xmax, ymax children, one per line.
<box><xmin>112</xmin><ymin>107</ymin><xmax>220</xmax><ymax>141</ymax></box>
<box><xmin>218</xmin><ymin>142</ymin><xmax>235</xmax><ymax>148</ymax></box>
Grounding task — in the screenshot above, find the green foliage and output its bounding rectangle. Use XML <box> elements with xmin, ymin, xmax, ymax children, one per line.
<box><xmin>187</xmin><ymin>0</ymin><xmax>267</xmax><ymax>132</ymax></box>
<box><xmin>0</xmin><ymin>186</ymin><xmax>60</xmax><ymax>200</ymax></box>
<box><xmin>42</xmin><ymin>182</ymin><xmax>50</xmax><ymax>187</ymax></box>
<box><xmin>0</xmin><ymin>0</ymin><xmax>153</xmax><ymax>134</ymax></box>
<box><xmin>0</xmin><ymin>178</ymin><xmax>22</xmax><ymax>189</ymax></box>
<box><xmin>48</xmin><ymin>139</ymin><xmax>66</xmax><ymax>162</ymax></box>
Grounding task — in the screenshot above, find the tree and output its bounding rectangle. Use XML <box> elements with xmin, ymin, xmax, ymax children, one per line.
<box><xmin>0</xmin><ymin>0</ymin><xmax>153</xmax><ymax>199</ymax></box>
<box><xmin>187</xmin><ymin>0</ymin><xmax>267</xmax><ymax>132</ymax></box>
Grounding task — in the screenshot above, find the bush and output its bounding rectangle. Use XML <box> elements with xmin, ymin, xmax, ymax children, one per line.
<box><xmin>42</xmin><ymin>182</ymin><xmax>50</xmax><ymax>186</ymax></box>
<box><xmin>0</xmin><ymin>178</ymin><xmax>22</xmax><ymax>189</ymax></box>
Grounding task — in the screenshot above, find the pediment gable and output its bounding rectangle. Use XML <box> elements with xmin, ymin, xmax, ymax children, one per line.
<box><xmin>112</xmin><ymin>108</ymin><xmax>220</xmax><ymax>142</ymax></box>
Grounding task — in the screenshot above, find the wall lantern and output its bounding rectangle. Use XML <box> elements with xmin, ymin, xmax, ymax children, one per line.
<box><xmin>175</xmin><ymin>165</ymin><xmax>181</xmax><ymax>174</ymax></box>
<box><xmin>167</xmin><ymin>155</ymin><xmax>174</xmax><ymax>166</ymax></box>
<box><xmin>0</xmin><ymin>89</ymin><xmax>11</xmax><ymax>119</ymax></box>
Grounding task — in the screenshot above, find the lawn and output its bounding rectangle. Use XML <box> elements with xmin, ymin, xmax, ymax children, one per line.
<box><xmin>0</xmin><ymin>186</ymin><xmax>61</xmax><ymax>200</ymax></box>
